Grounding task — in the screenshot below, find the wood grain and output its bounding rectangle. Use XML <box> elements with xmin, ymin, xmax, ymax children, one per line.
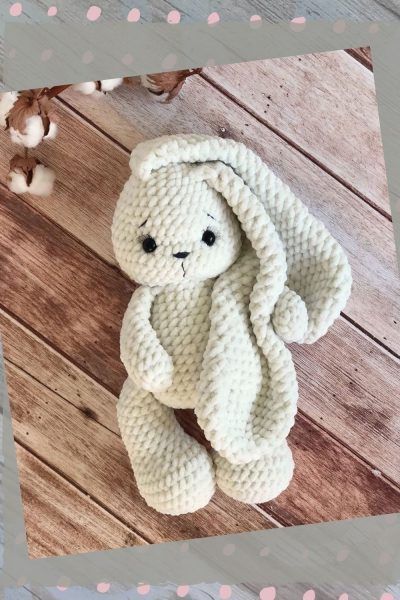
<box><xmin>203</xmin><ymin>50</ymin><xmax>388</xmax><ymax>214</ymax></box>
<box><xmin>291</xmin><ymin>319</ymin><xmax>400</xmax><ymax>483</ymax></box>
<box><xmin>1</xmin><ymin>304</ymin><xmax>399</xmax><ymax>483</ymax></box>
<box><xmin>1</xmin><ymin>170</ymin><xmax>399</xmax><ymax>478</ymax></box>
<box><xmin>264</xmin><ymin>417</ymin><xmax>400</xmax><ymax>525</ymax></box>
<box><xmin>16</xmin><ymin>444</ymin><xmax>145</xmax><ymax>558</ymax></box>
<box><xmin>7</xmin><ymin>355</ymin><xmax>400</xmax><ymax>535</ymax></box>
<box><xmin>7</xmin><ymin>361</ymin><xmax>276</xmax><ymax>551</ymax></box>
<box><xmin>347</xmin><ymin>47</ymin><xmax>373</xmax><ymax>70</ymax></box>
<box><xmin>56</xmin><ymin>75</ymin><xmax>400</xmax><ymax>354</ymax></box>
<box><xmin>0</xmin><ymin>308</ymin><xmax>119</xmax><ymax>432</ymax></box>
<box><xmin>1</xmin><ymin>47</ymin><xmax>399</xmax><ymax>557</ymax></box>
<box><xmin>301</xmin><ymin>0</ymin><xmax>400</xmax><ymax>20</ymax></box>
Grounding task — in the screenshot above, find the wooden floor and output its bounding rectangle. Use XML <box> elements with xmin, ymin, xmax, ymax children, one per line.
<box><xmin>1</xmin><ymin>47</ymin><xmax>399</xmax><ymax>560</ymax></box>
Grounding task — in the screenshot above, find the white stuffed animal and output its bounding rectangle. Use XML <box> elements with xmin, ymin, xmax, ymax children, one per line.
<box><xmin>112</xmin><ymin>134</ymin><xmax>352</xmax><ymax>515</ymax></box>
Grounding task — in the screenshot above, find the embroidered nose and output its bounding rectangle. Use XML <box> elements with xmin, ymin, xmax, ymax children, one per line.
<box><xmin>173</xmin><ymin>251</ymin><xmax>190</xmax><ymax>259</ymax></box>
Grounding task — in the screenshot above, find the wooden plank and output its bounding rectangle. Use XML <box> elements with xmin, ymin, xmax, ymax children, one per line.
<box><xmin>292</xmin><ymin>318</ymin><xmax>400</xmax><ymax>483</ymax></box>
<box><xmin>1</xmin><ymin>190</ymin><xmax>399</xmax><ymax>485</ymax></box>
<box><xmin>7</xmin><ymin>355</ymin><xmax>400</xmax><ymax>531</ymax></box>
<box><xmin>0</xmin><ymin>187</ymin><xmax>131</xmax><ymax>394</ymax></box>
<box><xmin>346</xmin><ymin>47</ymin><xmax>373</xmax><ymax>70</ymax></box>
<box><xmin>203</xmin><ymin>50</ymin><xmax>389</xmax><ymax>214</ymax></box>
<box><xmin>0</xmin><ymin>308</ymin><xmax>119</xmax><ymax>433</ymax></box>
<box><xmin>7</xmin><ymin>361</ymin><xmax>277</xmax><ymax>545</ymax></box>
<box><xmin>301</xmin><ymin>0</ymin><xmax>400</xmax><ymax>20</ymax></box>
<box><xmin>264</xmin><ymin>416</ymin><xmax>400</xmax><ymax>525</ymax></box>
<box><xmin>57</xmin><ymin>77</ymin><xmax>399</xmax><ymax>353</ymax></box>
<box><xmin>2</xmin><ymin>72</ymin><xmax>397</xmax><ymax>351</ymax></box>
<box><xmin>15</xmin><ymin>444</ymin><xmax>145</xmax><ymax>559</ymax></box>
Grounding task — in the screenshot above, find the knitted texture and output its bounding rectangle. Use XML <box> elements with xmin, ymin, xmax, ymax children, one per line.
<box><xmin>112</xmin><ymin>134</ymin><xmax>352</xmax><ymax>515</ymax></box>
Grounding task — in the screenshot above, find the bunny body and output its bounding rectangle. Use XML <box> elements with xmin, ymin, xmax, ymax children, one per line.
<box><xmin>134</xmin><ymin>278</ymin><xmax>214</xmax><ymax>409</ymax></box>
<box><xmin>112</xmin><ymin>134</ymin><xmax>352</xmax><ymax>515</ymax></box>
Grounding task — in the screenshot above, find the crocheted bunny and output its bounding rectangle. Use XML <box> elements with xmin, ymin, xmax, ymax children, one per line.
<box><xmin>112</xmin><ymin>134</ymin><xmax>352</xmax><ymax>515</ymax></box>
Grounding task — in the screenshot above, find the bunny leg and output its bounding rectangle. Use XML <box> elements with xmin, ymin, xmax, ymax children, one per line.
<box><xmin>213</xmin><ymin>440</ymin><xmax>294</xmax><ymax>504</ymax></box>
<box><xmin>118</xmin><ymin>377</ymin><xmax>215</xmax><ymax>515</ymax></box>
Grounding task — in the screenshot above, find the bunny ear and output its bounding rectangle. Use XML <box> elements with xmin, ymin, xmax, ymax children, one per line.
<box><xmin>195</xmin><ymin>162</ymin><xmax>286</xmax><ymax>348</ymax></box>
<box><xmin>131</xmin><ymin>134</ymin><xmax>352</xmax><ymax>342</ymax></box>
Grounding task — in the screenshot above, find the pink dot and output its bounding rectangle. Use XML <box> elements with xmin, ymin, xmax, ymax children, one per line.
<box><xmin>259</xmin><ymin>546</ymin><xmax>271</xmax><ymax>557</ymax></box>
<box><xmin>162</xmin><ymin>53</ymin><xmax>177</xmax><ymax>70</ymax></box>
<box><xmin>291</xmin><ymin>16</ymin><xmax>306</xmax><ymax>24</ymax></box>
<box><xmin>208</xmin><ymin>12</ymin><xmax>220</xmax><ymax>25</ymax></box>
<box><xmin>180</xmin><ymin>541</ymin><xmax>189</xmax><ymax>552</ymax></box>
<box><xmin>47</xmin><ymin>6</ymin><xmax>57</xmax><ymax>16</ymax></box>
<box><xmin>250</xmin><ymin>15</ymin><xmax>261</xmax><ymax>22</ymax></box>
<box><xmin>222</xmin><ymin>543</ymin><xmax>235</xmax><ymax>556</ymax></box>
<box><xmin>303</xmin><ymin>590</ymin><xmax>315</xmax><ymax>600</ymax></box>
<box><xmin>8</xmin><ymin>48</ymin><xmax>16</xmax><ymax>58</ymax></box>
<box><xmin>137</xmin><ymin>585</ymin><xmax>150</xmax><ymax>595</ymax></box>
<box><xmin>97</xmin><ymin>583</ymin><xmax>110</xmax><ymax>593</ymax></box>
<box><xmin>260</xmin><ymin>587</ymin><xmax>276</xmax><ymax>600</ymax></box>
<box><xmin>57</xmin><ymin>587</ymin><xmax>68</xmax><ymax>592</ymax></box>
<box><xmin>167</xmin><ymin>10</ymin><xmax>180</xmax><ymax>24</ymax></box>
<box><xmin>336</xmin><ymin>547</ymin><xmax>349</xmax><ymax>562</ymax></box>
<box><xmin>127</xmin><ymin>8</ymin><xmax>140</xmax><ymax>22</ymax></box>
<box><xmin>338</xmin><ymin>594</ymin><xmax>348</xmax><ymax>600</ymax></box>
<box><xmin>41</xmin><ymin>48</ymin><xmax>53</xmax><ymax>61</ymax></box>
<box><xmin>10</xmin><ymin>3</ymin><xmax>22</xmax><ymax>16</ymax></box>
<box><xmin>380</xmin><ymin>594</ymin><xmax>394</xmax><ymax>600</ymax></box>
<box><xmin>82</xmin><ymin>50</ymin><xmax>94</xmax><ymax>64</ymax></box>
<box><xmin>219</xmin><ymin>586</ymin><xmax>232</xmax><ymax>599</ymax></box>
<box><xmin>121</xmin><ymin>53</ymin><xmax>133</xmax><ymax>66</ymax></box>
<box><xmin>369</xmin><ymin>23</ymin><xmax>380</xmax><ymax>33</ymax></box>
<box><xmin>177</xmin><ymin>585</ymin><xmax>190</xmax><ymax>597</ymax></box>
<box><xmin>87</xmin><ymin>5</ymin><xmax>101</xmax><ymax>21</ymax></box>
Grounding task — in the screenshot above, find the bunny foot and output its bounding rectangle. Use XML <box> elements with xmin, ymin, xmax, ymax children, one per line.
<box><xmin>135</xmin><ymin>442</ymin><xmax>215</xmax><ymax>515</ymax></box>
<box><xmin>213</xmin><ymin>441</ymin><xmax>294</xmax><ymax>504</ymax></box>
<box><xmin>118</xmin><ymin>377</ymin><xmax>215</xmax><ymax>515</ymax></box>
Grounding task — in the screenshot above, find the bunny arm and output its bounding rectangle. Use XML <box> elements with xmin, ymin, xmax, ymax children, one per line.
<box><xmin>272</xmin><ymin>286</ymin><xmax>309</xmax><ymax>344</ymax></box>
<box><xmin>120</xmin><ymin>286</ymin><xmax>173</xmax><ymax>393</ymax></box>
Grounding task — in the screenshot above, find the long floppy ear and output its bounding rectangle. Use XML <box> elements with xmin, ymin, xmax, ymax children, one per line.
<box><xmin>131</xmin><ymin>134</ymin><xmax>352</xmax><ymax>343</ymax></box>
<box><xmin>192</xmin><ymin>162</ymin><xmax>287</xmax><ymax>351</ymax></box>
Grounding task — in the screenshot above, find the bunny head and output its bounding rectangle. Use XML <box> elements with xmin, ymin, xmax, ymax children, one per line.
<box><xmin>112</xmin><ymin>162</ymin><xmax>243</xmax><ymax>286</ymax></box>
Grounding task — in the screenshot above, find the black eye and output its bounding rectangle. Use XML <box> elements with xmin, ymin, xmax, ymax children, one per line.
<box><xmin>202</xmin><ymin>229</ymin><xmax>216</xmax><ymax>246</ymax></box>
<box><xmin>142</xmin><ymin>236</ymin><xmax>157</xmax><ymax>253</ymax></box>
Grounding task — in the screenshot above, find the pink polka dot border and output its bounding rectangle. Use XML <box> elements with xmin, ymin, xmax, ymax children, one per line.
<box><xmin>127</xmin><ymin>8</ymin><xmax>140</xmax><ymax>22</ymax></box>
<box><xmin>9</xmin><ymin>2</ymin><xmax>22</xmax><ymax>16</ymax></box>
<box><xmin>176</xmin><ymin>585</ymin><xmax>190</xmax><ymax>597</ymax></box>
<box><xmin>167</xmin><ymin>10</ymin><xmax>181</xmax><ymax>24</ymax></box>
<box><xmin>86</xmin><ymin>5</ymin><xmax>101</xmax><ymax>21</ymax></box>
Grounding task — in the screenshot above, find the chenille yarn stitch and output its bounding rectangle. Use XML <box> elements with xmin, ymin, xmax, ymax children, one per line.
<box><xmin>112</xmin><ymin>134</ymin><xmax>352</xmax><ymax>515</ymax></box>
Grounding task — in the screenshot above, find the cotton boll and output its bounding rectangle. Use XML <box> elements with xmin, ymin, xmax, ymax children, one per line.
<box><xmin>10</xmin><ymin>114</ymin><xmax>45</xmax><ymax>148</ymax></box>
<box><xmin>0</xmin><ymin>91</ymin><xmax>19</xmax><ymax>128</ymax></box>
<box><xmin>100</xmin><ymin>78</ymin><xmax>123</xmax><ymax>92</ymax></box>
<box><xmin>8</xmin><ymin>159</ymin><xmax>55</xmax><ymax>197</ymax></box>
<box><xmin>8</xmin><ymin>169</ymin><xmax>30</xmax><ymax>194</ymax></box>
<box><xmin>73</xmin><ymin>81</ymin><xmax>98</xmax><ymax>95</ymax></box>
<box><xmin>44</xmin><ymin>121</ymin><xmax>58</xmax><ymax>140</ymax></box>
<box><xmin>29</xmin><ymin>164</ymin><xmax>56</xmax><ymax>196</ymax></box>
